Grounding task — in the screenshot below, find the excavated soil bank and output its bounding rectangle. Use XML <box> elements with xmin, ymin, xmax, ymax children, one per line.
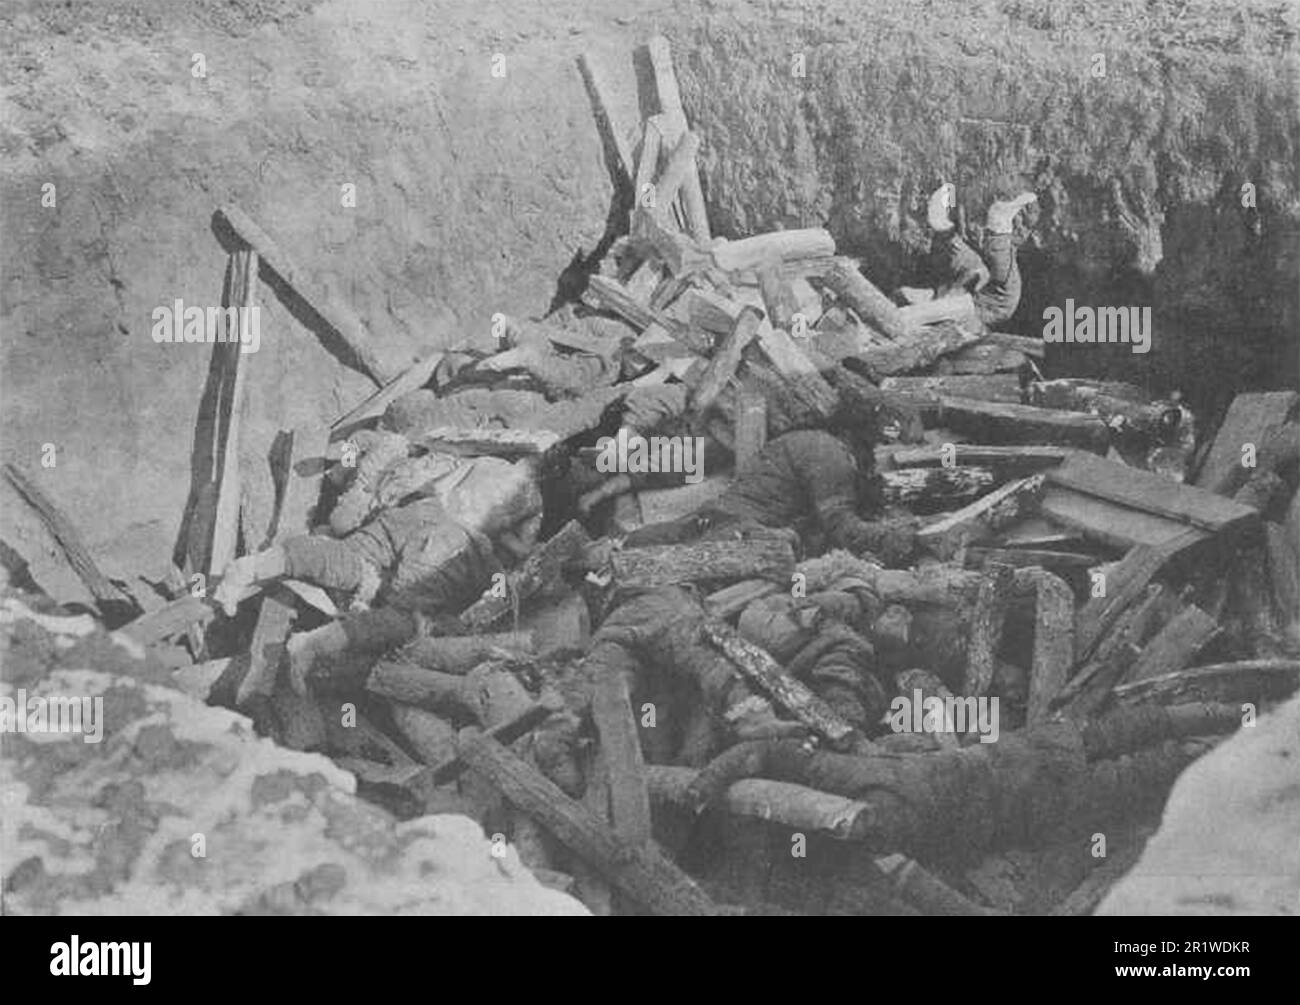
<box><xmin>2</xmin><ymin>0</ymin><xmax>1297</xmax><ymax>599</ymax></box>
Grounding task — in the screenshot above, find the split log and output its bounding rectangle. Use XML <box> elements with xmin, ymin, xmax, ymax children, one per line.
<box><xmin>879</xmin><ymin>374</ymin><xmax>1022</xmax><ymax>406</ymax></box>
<box><xmin>330</xmin><ymin>351</ymin><xmax>443</xmax><ymax>442</ymax></box>
<box><xmin>456</xmin><ymin>727</ymin><xmax>721</xmax><ymax>915</ymax></box>
<box><xmin>367</xmin><ymin>661</ymin><xmax>481</xmax><ymax>719</ymax></box>
<box><xmin>702</xmin><ymin>619</ymin><xmax>859</xmax><ymax>750</ymax></box>
<box><xmin>679</xmin><ymin>287</ymin><xmax>743</xmax><ymax>334</ymax></box>
<box><xmin>585</xmin><ymin>274</ymin><xmax>711</xmax><ymax>354</ymax></box>
<box><xmin>855</xmin><ymin>323</ymin><xmax>981</xmax><ymax>377</ymax></box>
<box><xmin>390</xmin><ymin>703</ymin><xmax>457</xmax><ymax>767</ymax></box>
<box><xmin>938</xmin><ymin>342</ymin><xmax>1029</xmax><ymax>374</ymax></box>
<box><xmin>752</xmin><ymin>317</ymin><xmax>839</xmax><ymax>419</ymax></box>
<box><xmin>896</xmin><ymin>291</ymin><xmax>977</xmax><ymax>329</ymax></box>
<box><xmin>964</xmin><ymin>562</ymin><xmax>1015</xmax><ymax>697</ymax></box>
<box><xmin>878</xmin><ymin>466</ymin><xmax>996</xmax><ymax>510</ymax></box>
<box><xmin>218</xmin><ymin>204</ymin><xmax>407</xmax><ymax>384</ymax></box>
<box><xmin>757</xmin><ymin>260</ymin><xmax>799</xmax><ymax>331</ymax></box>
<box><xmin>1081</xmin><ymin>702</ymin><xmax>1241</xmax><ymax>760</ymax></box>
<box><xmin>1124</xmin><ymin>604</ymin><xmax>1219</xmax><ymax>683</ymax></box>
<box><xmin>646</xmin><ymin>765</ymin><xmax>874</xmax><ymax>840</ymax></box>
<box><xmin>118</xmin><ymin>595</ymin><xmax>217</xmax><ymax>647</ymax></box>
<box><xmin>689</xmin><ymin>306</ymin><xmax>760</xmax><ymax>415</ymax></box>
<box><xmin>1073</xmin><ymin>529</ymin><xmax>1203</xmax><ymax>662</ymax></box>
<box><xmin>1047</xmin><ymin>450</ymin><xmax>1257</xmax><ymax>536</ymax></box>
<box><xmin>653</xmin><ymin>130</ymin><xmax>701</xmax><ymax>213</ymax></box>
<box><xmin>713</xmin><ymin>230</ymin><xmax>836</xmax><ymax>275</ymax></box>
<box><xmin>399</xmin><ymin>631</ymin><xmax>535</xmax><ymax>673</ymax></box>
<box><xmin>1028</xmin><ymin>569</ymin><xmax>1075</xmax><ymax>725</ymax></box>
<box><xmin>645</xmin><ymin>35</ymin><xmax>710</xmax><ymax>242</ymax></box>
<box><xmin>420</xmin><ymin>695</ymin><xmax>564</xmax><ymax>786</ymax></box>
<box><xmin>612</xmin><ymin>537</ymin><xmax>796</xmax><ymax>592</ymax></box>
<box><xmin>590</xmin><ymin>668</ymin><xmax>653</xmax><ymax>845</ymax></box>
<box><xmin>1110</xmin><ymin>659</ymin><xmax>1300</xmax><ymax>709</ymax></box>
<box><xmin>734</xmin><ymin>391</ymin><xmax>768</xmax><ymax>476</ymax></box>
<box><xmin>632</xmin><ymin>116</ymin><xmax>662</xmax><ymax>213</ymax></box>
<box><xmin>706</xmin><ymin>579</ymin><xmax>782</xmax><ymax>620</ymax></box>
<box><xmin>235</xmin><ymin>585</ymin><xmax>296</xmax><ymax>708</ymax></box>
<box><xmin>933</xmin><ymin>398</ymin><xmax>1110</xmax><ymax>451</ymax></box>
<box><xmin>462</xmin><ymin>520</ymin><xmax>590</xmax><ymax>628</ymax></box>
<box><xmin>2</xmin><ymin>463</ymin><xmax>134</xmax><ymax>621</ymax></box>
<box><xmin>1195</xmin><ymin>390</ymin><xmax>1298</xmax><ymax>495</ymax></box>
<box><xmin>916</xmin><ymin>474</ymin><xmax>1045</xmax><ymax>561</ymax></box>
<box><xmin>820</xmin><ymin>258</ymin><xmax>913</xmax><ymax>341</ymax></box>
<box><xmin>630</xmin><ymin>205</ymin><xmax>711</xmax><ymax>276</ymax></box>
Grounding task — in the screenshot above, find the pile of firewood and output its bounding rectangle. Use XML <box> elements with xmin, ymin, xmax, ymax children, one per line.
<box><xmin>6</xmin><ymin>36</ymin><xmax>1298</xmax><ymax>917</ymax></box>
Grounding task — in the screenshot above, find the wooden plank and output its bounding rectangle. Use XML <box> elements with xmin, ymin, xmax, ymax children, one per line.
<box><xmin>1040</xmin><ymin>487</ymin><xmax>1210</xmax><ymax>550</ymax></box>
<box><xmin>1195</xmin><ymin>391</ymin><xmax>1298</xmax><ymax>495</ymax></box>
<box><xmin>934</xmin><ymin>397</ymin><xmax>1110</xmax><ymax>451</ymax></box>
<box><xmin>1028</xmin><ymin>570</ymin><xmax>1075</xmax><ymax>724</ymax></box>
<box><xmin>1073</xmin><ymin>528</ymin><xmax>1204</xmax><ymax>663</ymax></box>
<box><xmin>1124</xmin><ymin>605</ymin><xmax>1220</xmax><ymax>683</ymax></box>
<box><xmin>456</xmin><ymin>728</ymin><xmax>720</xmax><ymax>916</ymax></box>
<box><xmin>690</xmin><ymin>306</ymin><xmax>760</xmax><ymax>415</ymax></box>
<box><xmin>575</xmin><ymin>52</ymin><xmax>638</xmax><ymax>186</ymax></box>
<box><xmin>218</xmin><ymin>204</ymin><xmax>405</xmax><ymax>385</ymax></box>
<box><xmin>963</xmin><ymin>562</ymin><xmax>1014</xmax><ymax>697</ymax></box>
<box><xmin>645</xmin><ymin>35</ymin><xmax>710</xmax><ymax>242</ymax></box>
<box><xmin>590</xmin><ymin>669</ymin><xmax>653</xmax><ymax>845</ymax></box>
<box><xmin>702</xmin><ymin>619</ymin><xmax>858</xmax><ymax>749</ymax></box>
<box><xmin>270</xmin><ymin>426</ymin><xmax>329</xmax><ymax>541</ymax></box>
<box><xmin>632</xmin><ymin>115</ymin><xmax>663</xmax><ymax>212</ymax></box>
<box><xmin>210</xmin><ymin>248</ymin><xmax>258</xmax><ymax>578</ymax></box>
<box><xmin>330</xmin><ymin>351</ymin><xmax>444</xmax><ymax>442</ymax></box>
<box><xmin>653</xmin><ymin>130</ymin><xmax>701</xmax><ymax>212</ymax></box>
<box><xmin>752</xmin><ymin>317</ymin><xmax>839</xmax><ymax>419</ymax></box>
<box><xmin>679</xmin><ymin>287</ymin><xmax>743</xmax><ymax>334</ymax></box>
<box><xmin>235</xmin><ymin>585</ymin><xmax>295</xmax><ymax>708</ymax></box>
<box><xmin>630</xmin><ymin>205</ymin><xmax>711</xmax><ymax>276</ymax></box>
<box><xmin>1049</xmin><ymin>450</ymin><xmax>1257</xmax><ymax>534</ymax></box>
<box><xmin>916</xmin><ymin>475</ymin><xmax>1045</xmax><ymax>561</ymax></box>
<box><xmin>2</xmin><ymin>463</ymin><xmax>133</xmax><ymax>614</ymax></box>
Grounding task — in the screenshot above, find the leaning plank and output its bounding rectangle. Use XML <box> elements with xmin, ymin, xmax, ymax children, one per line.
<box><xmin>1195</xmin><ymin>390</ymin><xmax>1298</xmax><ymax>495</ymax></box>
<box><xmin>2</xmin><ymin>463</ymin><xmax>132</xmax><ymax>613</ymax></box>
<box><xmin>1073</xmin><ymin>528</ymin><xmax>1205</xmax><ymax>663</ymax></box>
<box><xmin>591</xmin><ymin>668</ymin><xmax>653</xmax><ymax>845</ymax></box>
<box><xmin>934</xmin><ymin>397</ymin><xmax>1110</xmax><ymax>451</ymax></box>
<box><xmin>612</xmin><ymin>538</ymin><xmax>796</xmax><ymax>592</ymax></box>
<box><xmin>916</xmin><ymin>475</ymin><xmax>1045</xmax><ymax>561</ymax></box>
<box><xmin>1027</xmin><ymin>570</ymin><xmax>1075</xmax><ymax>725</ymax></box>
<box><xmin>330</xmin><ymin>350</ymin><xmax>444</xmax><ymax>441</ymax></box>
<box><xmin>1110</xmin><ymin>659</ymin><xmax>1300</xmax><ymax>708</ymax></box>
<box><xmin>702</xmin><ymin>619</ymin><xmax>858</xmax><ymax>750</ymax></box>
<box><xmin>646</xmin><ymin>765</ymin><xmax>874</xmax><ymax>840</ymax></box>
<box><xmin>963</xmin><ymin>562</ymin><xmax>1015</xmax><ymax>697</ymax></box>
<box><xmin>1124</xmin><ymin>605</ymin><xmax>1220</xmax><ymax>683</ymax></box>
<box><xmin>218</xmin><ymin>204</ymin><xmax>406</xmax><ymax>385</ymax></box>
<box><xmin>461</xmin><ymin>520</ymin><xmax>590</xmax><ymax>629</ymax></box>
<box><xmin>645</xmin><ymin>35</ymin><xmax>710</xmax><ymax>242</ymax></box>
<box><xmin>269</xmin><ymin>425</ymin><xmax>329</xmax><ymax>541</ymax></box>
<box><xmin>1048</xmin><ymin>450</ymin><xmax>1257</xmax><ymax>534</ymax></box>
<box><xmin>713</xmin><ymin>230</ymin><xmax>836</xmax><ymax>274</ymax></box>
<box><xmin>820</xmin><ymin>258</ymin><xmax>913</xmax><ymax>342</ymax></box>
<box><xmin>456</xmin><ymin>728</ymin><xmax>721</xmax><ymax>916</ymax></box>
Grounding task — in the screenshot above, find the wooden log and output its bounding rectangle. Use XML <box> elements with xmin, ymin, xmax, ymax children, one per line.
<box><xmin>584</xmin><ymin>274</ymin><xmax>711</xmax><ymax>354</ymax></box>
<box><xmin>690</xmin><ymin>306</ymin><xmax>760</xmax><ymax>415</ymax></box>
<box><xmin>1028</xmin><ymin>570</ymin><xmax>1075</xmax><ymax>724</ymax></box>
<box><xmin>757</xmin><ymin>260</ymin><xmax>799</xmax><ymax>331</ymax></box>
<box><xmin>575</xmin><ymin>53</ymin><xmax>637</xmax><ymax>186</ymax></box>
<box><xmin>612</xmin><ymin>538</ymin><xmax>796</xmax><ymax>592</ymax></box>
<box><xmin>2</xmin><ymin>463</ymin><xmax>134</xmax><ymax>618</ymax></box>
<box><xmin>645</xmin><ymin>35</ymin><xmax>710</xmax><ymax>242</ymax></box>
<box><xmin>752</xmin><ymin>317</ymin><xmax>839</xmax><ymax>419</ymax></box>
<box><xmin>1195</xmin><ymin>390</ymin><xmax>1298</xmax><ymax>495</ymax></box>
<box><xmin>896</xmin><ymin>291</ymin><xmax>977</xmax><ymax>329</ymax></box>
<box><xmin>235</xmin><ymin>586</ymin><xmax>296</xmax><ymax>708</ymax></box>
<box><xmin>367</xmin><ymin>661</ymin><xmax>480</xmax><ymax>719</ymax></box>
<box><xmin>853</xmin><ymin>323</ymin><xmax>983</xmax><ymax>377</ymax></box>
<box><xmin>916</xmin><ymin>475</ymin><xmax>1045</xmax><ymax>561</ymax></box>
<box><xmin>701</xmin><ymin>619</ymin><xmax>859</xmax><ymax>750</ymax></box>
<box><xmin>735</xmin><ymin>391</ymin><xmax>768</xmax><ymax>476</ymax></box>
<box><xmin>218</xmin><ymin>204</ymin><xmax>406</xmax><ymax>385</ymax></box>
<box><xmin>1110</xmin><ymin>659</ymin><xmax>1300</xmax><ymax>708</ymax></box>
<box><xmin>820</xmin><ymin>258</ymin><xmax>913</xmax><ymax>341</ymax></box>
<box><xmin>934</xmin><ymin>398</ymin><xmax>1110</xmax><ymax>451</ymax></box>
<box><xmin>1073</xmin><ymin>529</ymin><xmax>1203</xmax><ymax>663</ymax></box>
<box><xmin>713</xmin><ymin>230</ymin><xmax>836</xmax><ymax>274</ymax></box>
<box><xmin>462</xmin><ymin>520</ymin><xmax>590</xmax><ymax>628</ymax></box>
<box><xmin>679</xmin><ymin>287</ymin><xmax>743</xmax><ymax>334</ymax></box>
<box><xmin>390</xmin><ymin>703</ymin><xmax>457</xmax><ymax>767</ymax></box>
<box><xmin>964</xmin><ymin>562</ymin><xmax>1015</xmax><ymax>697</ymax></box>
<box><xmin>879</xmin><ymin>374</ymin><xmax>1022</xmax><ymax>406</ymax></box>
<box><xmin>630</xmin><ymin>205</ymin><xmax>711</xmax><ymax>276</ymax></box>
<box><xmin>706</xmin><ymin>579</ymin><xmax>782</xmax><ymax>620</ymax></box>
<box><xmin>590</xmin><ymin>668</ymin><xmax>653</xmax><ymax>845</ymax></box>
<box><xmin>938</xmin><ymin>342</ymin><xmax>1029</xmax><ymax>374</ymax></box>
<box><xmin>1080</xmin><ymin>702</ymin><xmax>1241</xmax><ymax>760</ymax></box>
<box><xmin>646</xmin><ymin>765</ymin><xmax>875</xmax><ymax>840</ymax></box>
<box><xmin>1124</xmin><ymin>605</ymin><xmax>1219</xmax><ymax>683</ymax></box>
<box><xmin>981</xmin><ymin>331</ymin><xmax>1046</xmax><ymax>358</ymax></box>
<box><xmin>887</xmin><ymin>444</ymin><xmax>1072</xmax><ymax>474</ymax></box>
<box><xmin>1026</xmin><ymin>379</ymin><xmax>1184</xmax><ymax>444</ymax></box>
<box><xmin>456</xmin><ymin>728</ymin><xmax>721</xmax><ymax>915</ymax></box>
<box><xmin>1047</xmin><ymin>450</ymin><xmax>1257</xmax><ymax>535</ymax></box>
<box><xmin>330</xmin><ymin>351</ymin><xmax>444</xmax><ymax>442</ymax></box>
<box><xmin>420</xmin><ymin>695</ymin><xmax>563</xmax><ymax>786</ymax></box>
<box><xmin>878</xmin><ymin>466</ymin><xmax>996</xmax><ymax>509</ymax></box>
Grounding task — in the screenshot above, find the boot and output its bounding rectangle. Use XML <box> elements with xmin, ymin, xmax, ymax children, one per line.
<box><xmin>986</xmin><ymin>192</ymin><xmax>1037</xmax><ymax>234</ymax></box>
<box><xmin>927</xmin><ymin>183</ymin><xmax>956</xmax><ymax>232</ymax></box>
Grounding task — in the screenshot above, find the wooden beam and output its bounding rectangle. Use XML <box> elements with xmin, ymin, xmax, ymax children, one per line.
<box><xmin>963</xmin><ymin>562</ymin><xmax>1014</xmax><ymax>697</ymax></box>
<box><xmin>645</xmin><ymin>35</ymin><xmax>710</xmax><ymax>242</ymax></box>
<box><xmin>689</xmin><ymin>305</ymin><xmax>760</xmax><ymax>416</ymax></box>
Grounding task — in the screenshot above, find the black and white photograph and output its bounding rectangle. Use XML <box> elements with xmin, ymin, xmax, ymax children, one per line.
<box><xmin>0</xmin><ymin>0</ymin><xmax>1296</xmax><ymax>953</ymax></box>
